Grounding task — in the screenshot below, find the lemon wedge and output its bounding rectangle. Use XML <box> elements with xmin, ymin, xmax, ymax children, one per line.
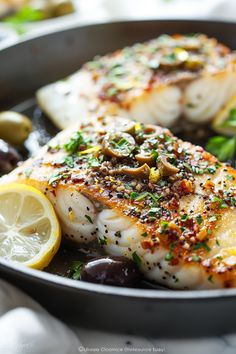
<box><xmin>212</xmin><ymin>93</ymin><xmax>236</xmax><ymax>136</ymax></box>
<box><xmin>0</xmin><ymin>183</ymin><xmax>61</xmax><ymax>269</ymax></box>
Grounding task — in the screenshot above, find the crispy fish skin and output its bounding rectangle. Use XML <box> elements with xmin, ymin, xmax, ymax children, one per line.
<box><xmin>4</xmin><ymin>116</ymin><xmax>236</xmax><ymax>289</ymax></box>
<box><xmin>37</xmin><ymin>34</ymin><xmax>236</xmax><ymax>129</ymax></box>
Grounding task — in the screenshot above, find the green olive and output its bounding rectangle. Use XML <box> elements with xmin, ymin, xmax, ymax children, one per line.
<box><xmin>108</xmin><ymin>117</ymin><xmax>136</xmax><ymax>135</ymax></box>
<box><xmin>135</xmin><ymin>125</ymin><xmax>163</xmax><ymax>142</ymax></box>
<box><xmin>114</xmin><ymin>163</ymin><xmax>151</xmax><ymax>178</ymax></box>
<box><xmin>0</xmin><ymin>111</ymin><xmax>32</xmax><ymax>145</ymax></box>
<box><xmin>185</xmin><ymin>55</ymin><xmax>204</xmax><ymax>71</ymax></box>
<box><xmin>135</xmin><ymin>152</ymin><xmax>155</xmax><ymax>166</ymax></box>
<box><xmin>102</xmin><ymin>132</ymin><xmax>136</xmax><ymax>158</ymax></box>
<box><xmin>32</xmin><ymin>0</ymin><xmax>75</xmax><ymax>19</ymax></box>
<box><xmin>157</xmin><ymin>155</ymin><xmax>179</xmax><ymax>177</ymax></box>
<box><xmin>50</xmin><ymin>0</ymin><xmax>75</xmax><ymax>17</ymax></box>
<box><xmin>135</xmin><ymin>141</ymin><xmax>156</xmax><ymax>167</ymax></box>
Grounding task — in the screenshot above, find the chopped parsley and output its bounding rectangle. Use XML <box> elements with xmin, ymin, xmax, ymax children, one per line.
<box><xmin>216</xmin><ymin>239</ymin><xmax>220</xmax><ymax>246</ymax></box>
<box><xmin>132</xmin><ymin>251</ymin><xmax>142</xmax><ymax>267</ymax></box>
<box><xmin>195</xmin><ymin>215</ymin><xmax>203</xmax><ymax>225</ymax></box>
<box><xmin>130</xmin><ymin>192</ymin><xmax>139</xmax><ymax>199</ymax></box>
<box><xmin>133</xmin><ymin>192</ymin><xmax>162</xmax><ymax>204</ymax></box>
<box><xmin>48</xmin><ymin>173</ymin><xmax>62</xmax><ymax>186</ymax></box>
<box><xmin>208</xmin><ymin>215</ymin><xmax>217</xmax><ymax>222</ymax></box>
<box><xmin>181</xmin><ymin>214</ymin><xmax>189</xmax><ymax>222</ymax></box>
<box><xmin>208</xmin><ymin>275</ymin><xmax>214</xmax><ymax>283</ymax></box>
<box><xmin>192</xmin><ymin>255</ymin><xmax>200</xmax><ymax>262</ymax></box>
<box><xmin>165</xmin><ymin>243</ymin><xmax>175</xmax><ymax>262</ymax></box>
<box><xmin>212</xmin><ymin>196</ymin><xmax>228</xmax><ymax>209</ymax></box>
<box><xmin>70</xmin><ymin>261</ymin><xmax>84</xmax><ymax>280</ymax></box>
<box><xmin>87</xmin><ymin>156</ymin><xmax>100</xmax><ymax>168</ymax></box>
<box><xmin>193</xmin><ymin>241</ymin><xmax>211</xmax><ymax>252</ymax></box>
<box><xmin>148</xmin><ymin>207</ymin><xmax>161</xmax><ymax>217</ymax></box>
<box><xmin>165</xmin><ymin>252</ymin><xmax>173</xmax><ymax>262</ymax></box>
<box><xmin>56</xmin><ymin>156</ymin><xmax>75</xmax><ymax>168</ymax></box>
<box><xmin>98</xmin><ymin>236</ymin><xmax>108</xmax><ymax>245</ymax></box>
<box><xmin>226</xmin><ymin>174</ymin><xmax>234</xmax><ymax>181</ymax></box>
<box><xmin>64</xmin><ymin>131</ymin><xmax>87</xmax><ymax>154</ymax></box>
<box><xmin>85</xmin><ymin>215</ymin><xmax>93</xmax><ymax>224</ymax></box>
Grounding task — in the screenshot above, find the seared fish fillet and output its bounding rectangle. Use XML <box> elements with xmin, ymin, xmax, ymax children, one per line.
<box><xmin>4</xmin><ymin>116</ymin><xmax>236</xmax><ymax>289</ymax></box>
<box><xmin>37</xmin><ymin>34</ymin><xmax>236</xmax><ymax>129</ymax></box>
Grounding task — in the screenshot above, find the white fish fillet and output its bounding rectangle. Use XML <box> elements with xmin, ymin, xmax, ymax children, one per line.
<box><xmin>37</xmin><ymin>34</ymin><xmax>236</xmax><ymax>129</ymax></box>
<box><xmin>3</xmin><ymin>115</ymin><xmax>236</xmax><ymax>289</ymax></box>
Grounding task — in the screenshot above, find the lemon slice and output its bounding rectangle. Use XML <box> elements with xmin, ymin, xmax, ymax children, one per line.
<box><xmin>212</xmin><ymin>93</ymin><xmax>236</xmax><ymax>136</ymax></box>
<box><xmin>0</xmin><ymin>183</ymin><xmax>61</xmax><ymax>269</ymax></box>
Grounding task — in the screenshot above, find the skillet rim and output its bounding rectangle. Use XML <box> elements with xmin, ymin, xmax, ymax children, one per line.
<box><xmin>1</xmin><ymin>17</ymin><xmax>236</xmax><ymax>51</ymax></box>
<box><xmin>1</xmin><ymin>18</ymin><xmax>236</xmax><ymax>301</ymax></box>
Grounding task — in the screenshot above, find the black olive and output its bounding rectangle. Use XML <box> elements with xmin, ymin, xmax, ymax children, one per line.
<box><xmin>0</xmin><ymin>139</ymin><xmax>21</xmax><ymax>175</ymax></box>
<box><xmin>80</xmin><ymin>256</ymin><xmax>141</xmax><ymax>287</ymax></box>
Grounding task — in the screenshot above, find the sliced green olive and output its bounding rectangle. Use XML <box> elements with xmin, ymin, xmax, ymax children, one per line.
<box><xmin>157</xmin><ymin>155</ymin><xmax>179</xmax><ymax>176</ymax></box>
<box><xmin>102</xmin><ymin>132</ymin><xmax>136</xmax><ymax>158</ymax></box>
<box><xmin>185</xmin><ymin>55</ymin><xmax>204</xmax><ymax>71</ymax></box>
<box><xmin>135</xmin><ymin>125</ymin><xmax>162</xmax><ymax>142</ymax></box>
<box><xmin>0</xmin><ymin>111</ymin><xmax>32</xmax><ymax>145</ymax></box>
<box><xmin>160</xmin><ymin>48</ymin><xmax>189</xmax><ymax>68</ymax></box>
<box><xmin>34</xmin><ymin>0</ymin><xmax>75</xmax><ymax>18</ymax></box>
<box><xmin>114</xmin><ymin>163</ymin><xmax>150</xmax><ymax>178</ymax></box>
<box><xmin>108</xmin><ymin>117</ymin><xmax>136</xmax><ymax>135</ymax></box>
<box><xmin>50</xmin><ymin>0</ymin><xmax>75</xmax><ymax>17</ymax></box>
<box><xmin>135</xmin><ymin>152</ymin><xmax>155</xmax><ymax>166</ymax></box>
<box><xmin>135</xmin><ymin>141</ymin><xmax>157</xmax><ymax>167</ymax></box>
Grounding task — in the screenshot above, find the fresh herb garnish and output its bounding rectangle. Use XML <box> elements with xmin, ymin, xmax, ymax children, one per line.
<box><xmin>165</xmin><ymin>252</ymin><xmax>173</xmax><ymax>261</ymax></box>
<box><xmin>64</xmin><ymin>131</ymin><xmax>86</xmax><ymax>154</ymax></box>
<box><xmin>133</xmin><ymin>191</ymin><xmax>162</xmax><ymax>204</ymax></box>
<box><xmin>148</xmin><ymin>207</ymin><xmax>161</xmax><ymax>217</ymax></box>
<box><xmin>70</xmin><ymin>261</ymin><xmax>84</xmax><ymax>280</ymax></box>
<box><xmin>132</xmin><ymin>251</ymin><xmax>142</xmax><ymax>267</ymax></box>
<box><xmin>226</xmin><ymin>174</ymin><xmax>234</xmax><ymax>180</ymax></box>
<box><xmin>48</xmin><ymin>173</ymin><xmax>62</xmax><ymax>186</ymax></box>
<box><xmin>208</xmin><ymin>215</ymin><xmax>217</xmax><ymax>222</ymax></box>
<box><xmin>87</xmin><ymin>156</ymin><xmax>100</xmax><ymax>167</ymax></box>
<box><xmin>130</xmin><ymin>192</ymin><xmax>139</xmax><ymax>199</ymax></box>
<box><xmin>192</xmin><ymin>255</ymin><xmax>200</xmax><ymax>262</ymax></box>
<box><xmin>195</xmin><ymin>215</ymin><xmax>203</xmax><ymax>225</ymax></box>
<box><xmin>85</xmin><ymin>215</ymin><xmax>93</xmax><ymax>224</ymax></box>
<box><xmin>151</xmin><ymin>149</ymin><xmax>159</xmax><ymax>160</ymax></box>
<box><xmin>98</xmin><ymin>236</ymin><xmax>108</xmax><ymax>245</ymax></box>
<box><xmin>141</xmin><ymin>232</ymin><xmax>148</xmax><ymax>237</ymax></box>
<box><xmin>220</xmin><ymin>108</ymin><xmax>236</xmax><ymax>128</ymax></box>
<box><xmin>212</xmin><ymin>196</ymin><xmax>228</xmax><ymax>209</ymax></box>
<box><xmin>193</xmin><ymin>241</ymin><xmax>211</xmax><ymax>252</ymax></box>
<box><xmin>165</xmin><ymin>243</ymin><xmax>175</xmax><ymax>262</ymax></box>
<box><xmin>208</xmin><ymin>275</ymin><xmax>214</xmax><ymax>283</ymax></box>
<box><xmin>3</xmin><ymin>6</ymin><xmax>44</xmax><ymax>34</ymax></box>
<box><xmin>181</xmin><ymin>214</ymin><xmax>189</xmax><ymax>222</ymax></box>
<box><xmin>56</xmin><ymin>156</ymin><xmax>75</xmax><ymax>168</ymax></box>
<box><xmin>160</xmin><ymin>220</ymin><xmax>169</xmax><ymax>232</ymax></box>
<box><xmin>206</xmin><ymin>135</ymin><xmax>236</xmax><ymax>162</ymax></box>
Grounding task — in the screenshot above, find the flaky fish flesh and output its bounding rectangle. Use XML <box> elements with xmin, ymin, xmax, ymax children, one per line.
<box><xmin>4</xmin><ymin>116</ymin><xmax>236</xmax><ymax>289</ymax></box>
<box><xmin>37</xmin><ymin>34</ymin><xmax>236</xmax><ymax>129</ymax></box>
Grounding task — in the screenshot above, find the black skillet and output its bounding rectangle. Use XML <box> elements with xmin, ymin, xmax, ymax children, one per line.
<box><xmin>1</xmin><ymin>20</ymin><xmax>236</xmax><ymax>337</ymax></box>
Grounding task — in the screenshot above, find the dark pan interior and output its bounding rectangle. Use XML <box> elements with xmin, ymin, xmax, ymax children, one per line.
<box><xmin>1</xmin><ymin>20</ymin><xmax>236</xmax><ymax>337</ymax></box>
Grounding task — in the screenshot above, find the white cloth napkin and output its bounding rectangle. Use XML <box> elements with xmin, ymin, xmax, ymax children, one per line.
<box><xmin>0</xmin><ymin>280</ymin><xmax>80</xmax><ymax>354</ymax></box>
